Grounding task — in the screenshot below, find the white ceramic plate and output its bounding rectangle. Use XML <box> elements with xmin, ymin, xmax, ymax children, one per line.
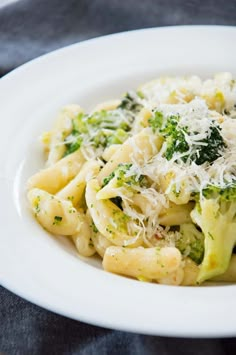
<box><xmin>1</xmin><ymin>26</ymin><xmax>236</xmax><ymax>338</ymax></box>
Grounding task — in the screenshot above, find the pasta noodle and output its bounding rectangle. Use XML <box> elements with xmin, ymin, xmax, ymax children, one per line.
<box><xmin>102</xmin><ymin>144</ymin><xmax>120</xmax><ymax>162</ymax></box>
<box><xmin>181</xmin><ymin>255</ymin><xmax>236</xmax><ymax>285</ymax></box>
<box><xmin>97</xmin><ymin>128</ymin><xmax>163</xmax><ymax>184</ymax></box>
<box><xmin>28</xmin><ymin>188</ymin><xmax>79</xmax><ymax>235</ymax></box>
<box><xmin>86</xmin><ymin>179</ymin><xmax>143</xmax><ymax>247</ymax></box>
<box><xmin>102</xmin><ymin>246</ymin><xmax>182</xmax><ymax>281</ymax></box>
<box><xmin>28</xmin><ymin>149</ymin><xmax>85</xmax><ymax>194</ymax></box>
<box><xmin>27</xmin><ymin>73</ymin><xmax>236</xmax><ymax>285</ymax></box>
<box><xmin>46</xmin><ymin>104</ymin><xmax>83</xmax><ymax>166</ymax></box>
<box><xmin>91</xmin><ymin>232</ymin><xmax>113</xmax><ymax>258</ymax></box>
<box><xmin>158</xmin><ymin>202</ymin><xmax>194</xmax><ymax>226</ymax></box>
<box><xmin>71</xmin><ymin>213</ymin><xmax>96</xmax><ymax>257</ymax></box>
<box><xmin>56</xmin><ymin>160</ymin><xmax>101</xmax><ymax>206</ymax></box>
<box><xmin>92</xmin><ymin>99</ymin><xmax>121</xmax><ymax>113</ymax></box>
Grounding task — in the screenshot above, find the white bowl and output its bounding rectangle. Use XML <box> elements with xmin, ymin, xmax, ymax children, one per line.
<box><xmin>1</xmin><ymin>26</ymin><xmax>236</xmax><ymax>337</ymax></box>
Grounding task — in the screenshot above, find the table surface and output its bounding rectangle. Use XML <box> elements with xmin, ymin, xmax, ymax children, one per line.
<box><xmin>1</xmin><ymin>0</ymin><xmax>236</xmax><ymax>353</ymax></box>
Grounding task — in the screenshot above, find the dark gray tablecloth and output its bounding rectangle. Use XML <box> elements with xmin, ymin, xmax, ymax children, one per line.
<box><xmin>1</xmin><ymin>0</ymin><xmax>236</xmax><ymax>354</ymax></box>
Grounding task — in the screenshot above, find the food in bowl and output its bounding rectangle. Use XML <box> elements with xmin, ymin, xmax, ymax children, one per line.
<box><xmin>27</xmin><ymin>72</ymin><xmax>236</xmax><ymax>286</ymax></box>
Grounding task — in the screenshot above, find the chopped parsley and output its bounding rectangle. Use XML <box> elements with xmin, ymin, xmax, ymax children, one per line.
<box><xmin>91</xmin><ymin>222</ymin><xmax>98</xmax><ymax>234</ymax></box>
<box><xmin>34</xmin><ymin>196</ymin><xmax>41</xmax><ymax>214</ymax></box>
<box><xmin>53</xmin><ymin>216</ymin><xmax>63</xmax><ymax>225</ymax></box>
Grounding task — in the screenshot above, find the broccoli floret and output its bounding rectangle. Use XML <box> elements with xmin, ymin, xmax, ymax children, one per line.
<box><xmin>176</xmin><ymin>224</ymin><xmax>204</xmax><ymax>264</ymax></box>
<box><xmin>102</xmin><ymin>171</ymin><xmax>116</xmax><ymax>187</ymax></box>
<box><xmin>64</xmin><ymin>135</ymin><xmax>83</xmax><ymax>156</ymax></box>
<box><xmin>190</xmin><ymin>125</ymin><xmax>226</xmax><ymax>165</ymax></box>
<box><xmin>102</xmin><ymin>163</ymin><xmax>147</xmax><ymax>188</ymax></box>
<box><xmin>203</xmin><ymin>183</ymin><xmax>236</xmax><ymax>201</ymax></box>
<box><xmin>107</xmin><ymin>128</ymin><xmax>129</xmax><ymax>146</ymax></box>
<box><xmin>118</xmin><ymin>92</ymin><xmax>143</xmax><ymax>113</ymax></box>
<box><xmin>64</xmin><ymin>109</ymin><xmax>133</xmax><ymax>156</ymax></box>
<box><xmin>64</xmin><ymin>114</ymin><xmax>84</xmax><ymax>156</ymax></box>
<box><xmin>148</xmin><ymin>111</ymin><xmax>226</xmax><ymax>165</ymax></box>
<box><xmin>101</xmin><ymin>164</ymin><xmax>148</xmax><ymax>211</ymax></box>
<box><xmin>115</xmin><ymin>163</ymin><xmax>139</xmax><ymax>187</ymax></box>
<box><xmin>162</xmin><ymin>115</ymin><xmax>189</xmax><ymax>161</ymax></box>
<box><xmin>86</xmin><ymin>110</ymin><xmax>132</xmax><ymax>131</ymax></box>
<box><xmin>102</xmin><ymin>164</ymin><xmax>132</xmax><ymax>188</ymax></box>
<box><xmin>191</xmin><ymin>183</ymin><xmax>236</xmax><ymax>283</ymax></box>
<box><xmin>148</xmin><ymin>111</ymin><xmax>164</xmax><ymax>132</ymax></box>
<box><xmin>103</xmin><ymin>164</ymin><xmax>134</xmax><ymax>187</ymax></box>
<box><xmin>149</xmin><ymin>113</ymin><xmax>189</xmax><ymax>160</ymax></box>
<box><xmin>72</xmin><ymin>112</ymin><xmax>88</xmax><ymax>133</ymax></box>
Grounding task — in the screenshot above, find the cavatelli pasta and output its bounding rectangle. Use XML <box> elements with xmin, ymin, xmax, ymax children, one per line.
<box><xmin>27</xmin><ymin>73</ymin><xmax>236</xmax><ymax>285</ymax></box>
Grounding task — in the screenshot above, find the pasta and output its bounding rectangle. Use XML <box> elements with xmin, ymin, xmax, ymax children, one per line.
<box><xmin>27</xmin><ymin>73</ymin><xmax>236</xmax><ymax>285</ymax></box>
<box><xmin>45</xmin><ymin>104</ymin><xmax>83</xmax><ymax>166</ymax></box>
<box><xmin>56</xmin><ymin>160</ymin><xmax>101</xmax><ymax>206</ymax></box>
<box><xmin>86</xmin><ymin>179</ymin><xmax>143</xmax><ymax>247</ymax></box>
<box><xmin>28</xmin><ymin>188</ymin><xmax>79</xmax><ymax>235</ymax></box>
<box><xmin>102</xmin><ymin>246</ymin><xmax>182</xmax><ymax>282</ymax></box>
<box><xmin>28</xmin><ymin>149</ymin><xmax>85</xmax><ymax>194</ymax></box>
<box><xmin>97</xmin><ymin>128</ymin><xmax>163</xmax><ymax>183</ymax></box>
<box><xmin>71</xmin><ymin>213</ymin><xmax>96</xmax><ymax>257</ymax></box>
<box><xmin>91</xmin><ymin>232</ymin><xmax>113</xmax><ymax>258</ymax></box>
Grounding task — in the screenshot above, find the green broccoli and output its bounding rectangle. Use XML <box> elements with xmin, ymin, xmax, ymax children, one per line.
<box><xmin>161</xmin><ymin>115</ymin><xmax>189</xmax><ymax>161</ymax></box>
<box><xmin>176</xmin><ymin>223</ymin><xmax>204</xmax><ymax>265</ymax></box>
<box><xmin>72</xmin><ymin>112</ymin><xmax>88</xmax><ymax>133</ymax></box>
<box><xmin>107</xmin><ymin>128</ymin><xmax>129</xmax><ymax>146</ymax></box>
<box><xmin>64</xmin><ymin>109</ymin><xmax>133</xmax><ymax>156</ymax></box>
<box><xmin>148</xmin><ymin>111</ymin><xmax>226</xmax><ymax>165</ymax></box>
<box><xmin>100</xmin><ymin>164</ymin><xmax>148</xmax><ymax>209</ymax></box>
<box><xmin>86</xmin><ymin>110</ymin><xmax>132</xmax><ymax>131</ymax></box>
<box><xmin>102</xmin><ymin>171</ymin><xmax>116</xmax><ymax>187</ymax></box>
<box><xmin>148</xmin><ymin>111</ymin><xmax>164</xmax><ymax>132</ymax></box>
<box><xmin>118</xmin><ymin>92</ymin><xmax>143</xmax><ymax>113</ymax></box>
<box><xmin>190</xmin><ymin>125</ymin><xmax>226</xmax><ymax>165</ymax></box>
<box><xmin>202</xmin><ymin>183</ymin><xmax>236</xmax><ymax>201</ymax></box>
<box><xmin>191</xmin><ymin>183</ymin><xmax>236</xmax><ymax>283</ymax></box>
<box><xmin>102</xmin><ymin>163</ymin><xmax>146</xmax><ymax>188</ymax></box>
<box><xmin>64</xmin><ymin>91</ymin><xmax>144</xmax><ymax>157</ymax></box>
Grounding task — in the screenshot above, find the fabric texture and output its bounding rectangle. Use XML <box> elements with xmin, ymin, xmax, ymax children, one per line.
<box><xmin>1</xmin><ymin>0</ymin><xmax>236</xmax><ymax>353</ymax></box>
<box><xmin>1</xmin><ymin>286</ymin><xmax>236</xmax><ymax>355</ymax></box>
<box><xmin>1</xmin><ymin>0</ymin><xmax>236</xmax><ymax>75</ymax></box>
